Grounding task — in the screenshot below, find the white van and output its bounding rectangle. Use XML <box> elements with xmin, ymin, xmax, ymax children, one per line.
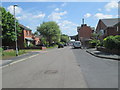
<box><xmin>73</xmin><ymin>41</ymin><xmax>81</xmax><ymax>48</ymax></box>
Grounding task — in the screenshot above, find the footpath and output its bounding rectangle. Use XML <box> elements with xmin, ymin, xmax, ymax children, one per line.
<box><xmin>86</xmin><ymin>48</ymin><xmax>119</xmax><ymax>60</ymax></box>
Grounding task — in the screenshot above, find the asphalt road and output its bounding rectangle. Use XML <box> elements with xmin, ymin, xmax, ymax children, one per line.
<box><xmin>2</xmin><ymin>47</ymin><xmax>118</xmax><ymax>88</ymax></box>
<box><xmin>72</xmin><ymin>48</ymin><xmax>118</xmax><ymax>88</ymax></box>
<box><xmin>2</xmin><ymin>47</ymin><xmax>87</xmax><ymax>88</ymax></box>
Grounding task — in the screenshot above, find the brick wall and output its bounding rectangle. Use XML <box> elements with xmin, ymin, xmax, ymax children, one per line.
<box><xmin>78</xmin><ymin>24</ymin><xmax>92</xmax><ymax>39</ymax></box>
<box><xmin>96</xmin><ymin>20</ymin><xmax>107</xmax><ymax>33</ymax></box>
<box><xmin>34</xmin><ymin>37</ymin><xmax>40</xmax><ymax>45</ymax></box>
<box><xmin>17</xmin><ymin>29</ymin><xmax>24</xmax><ymax>48</ymax></box>
<box><xmin>23</xmin><ymin>30</ymin><xmax>32</xmax><ymax>39</ymax></box>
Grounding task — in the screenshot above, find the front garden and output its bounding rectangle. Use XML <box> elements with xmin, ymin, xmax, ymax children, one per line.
<box><xmin>89</xmin><ymin>35</ymin><xmax>120</xmax><ymax>55</ymax></box>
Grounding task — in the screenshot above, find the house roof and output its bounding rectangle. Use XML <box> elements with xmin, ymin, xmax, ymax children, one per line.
<box><xmin>101</xmin><ymin>18</ymin><xmax>120</xmax><ymax>27</ymax></box>
<box><xmin>19</xmin><ymin>24</ymin><xmax>32</xmax><ymax>31</ymax></box>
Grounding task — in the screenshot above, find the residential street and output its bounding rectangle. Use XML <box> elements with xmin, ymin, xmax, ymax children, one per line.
<box><xmin>72</xmin><ymin>48</ymin><xmax>118</xmax><ymax>88</ymax></box>
<box><xmin>2</xmin><ymin>47</ymin><xmax>118</xmax><ymax>88</ymax></box>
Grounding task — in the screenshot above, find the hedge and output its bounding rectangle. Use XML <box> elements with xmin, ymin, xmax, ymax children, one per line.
<box><xmin>103</xmin><ymin>35</ymin><xmax>120</xmax><ymax>50</ymax></box>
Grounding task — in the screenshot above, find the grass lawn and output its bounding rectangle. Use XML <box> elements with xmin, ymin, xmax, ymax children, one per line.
<box><xmin>2</xmin><ymin>49</ymin><xmax>41</xmax><ymax>60</ymax></box>
<box><xmin>1</xmin><ymin>46</ymin><xmax>57</xmax><ymax>60</ymax></box>
<box><xmin>2</xmin><ymin>50</ymin><xmax>27</xmax><ymax>60</ymax></box>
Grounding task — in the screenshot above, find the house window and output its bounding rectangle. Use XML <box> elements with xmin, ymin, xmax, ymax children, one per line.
<box><xmin>117</xmin><ymin>26</ymin><xmax>119</xmax><ymax>32</ymax></box>
<box><xmin>26</xmin><ymin>31</ymin><xmax>29</xmax><ymax>36</ymax></box>
<box><xmin>29</xmin><ymin>31</ymin><xmax>31</xmax><ymax>36</ymax></box>
<box><xmin>99</xmin><ymin>29</ymin><xmax>104</xmax><ymax>35</ymax></box>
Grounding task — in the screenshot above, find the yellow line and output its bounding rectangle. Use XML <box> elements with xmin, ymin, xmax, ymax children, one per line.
<box><xmin>1</xmin><ymin>54</ymin><xmax>39</xmax><ymax>69</ymax></box>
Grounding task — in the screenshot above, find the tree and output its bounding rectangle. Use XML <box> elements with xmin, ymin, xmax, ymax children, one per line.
<box><xmin>34</xmin><ymin>31</ymin><xmax>40</xmax><ymax>36</ymax></box>
<box><xmin>37</xmin><ymin>21</ymin><xmax>61</xmax><ymax>45</ymax></box>
<box><xmin>61</xmin><ymin>34</ymin><xmax>70</xmax><ymax>43</ymax></box>
<box><xmin>1</xmin><ymin>7</ymin><xmax>22</xmax><ymax>46</ymax></box>
<box><xmin>91</xmin><ymin>33</ymin><xmax>99</xmax><ymax>39</ymax></box>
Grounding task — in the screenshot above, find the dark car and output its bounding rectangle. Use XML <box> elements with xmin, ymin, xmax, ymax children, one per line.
<box><xmin>36</xmin><ymin>44</ymin><xmax>45</xmax><ymax>47</ymax></box>
<box><xmin>64</xmin><ymin>43</ymin><xmax>68</xmax><ymax>46</ymax></box>
<box><xmin>58</xmin><ymin>44</ymin><xmax>64</xmax><ymax>48</ymax></box>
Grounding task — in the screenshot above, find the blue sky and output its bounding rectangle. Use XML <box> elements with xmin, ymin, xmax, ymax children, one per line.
<box><xmin>2</xmin><ymin>1</ymin><xmax>118</xmax><ymax>36</ymax></box>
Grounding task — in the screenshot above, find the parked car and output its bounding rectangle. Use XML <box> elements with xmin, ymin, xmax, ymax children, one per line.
<box><xmin>64</xmin><ymin>43</ymin><xmax>67</xmax><ymax>46</ymax></box>
<box><xmin>73</xmin><ymin>41</ymin><xmax>81</xmax><ymax>48</ymax></box>
<box><xmin>36</xmin><ymin>44</ymin><xmax>45</xmax><ymax>47</ymax></box>
<box><xmin>58</xmin><ymin>44</ymin><xmax>64</xmax><ymax>48</ymax></box>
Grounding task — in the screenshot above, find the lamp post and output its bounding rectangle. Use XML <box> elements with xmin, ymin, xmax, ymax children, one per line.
<box><xmin>13</xmin><ymin>5</ymin><xmax>18</xmax><ymax>56</ymax></box>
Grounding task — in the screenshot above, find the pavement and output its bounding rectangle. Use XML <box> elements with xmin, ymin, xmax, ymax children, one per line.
<box><xmin>86</xmin><ymin>48</ymin><xmax>120</xmax><ymax>60</ymax></box>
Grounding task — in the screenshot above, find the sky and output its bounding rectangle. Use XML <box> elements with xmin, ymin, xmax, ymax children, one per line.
<box><xmin>2</xmin><ymin>1</ymin><xmax>119</xmax><ymax>36</ymax></box>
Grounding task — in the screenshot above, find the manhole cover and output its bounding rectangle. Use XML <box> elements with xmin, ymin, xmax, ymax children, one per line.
<box><xmin>44</xmin><ymin>70</ymin><xmax>58</xmax><ymax>74</ymax></box>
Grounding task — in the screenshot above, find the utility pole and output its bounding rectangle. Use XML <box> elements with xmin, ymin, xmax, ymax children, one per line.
<box><xmin>13</xmin><ymin>5</ymin><xmax>18</xmax><ymax>56</ymax></box>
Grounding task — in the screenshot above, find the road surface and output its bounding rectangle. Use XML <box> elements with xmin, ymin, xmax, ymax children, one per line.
<box><xmin>72</xmin><ymin>48</ymin><xmax>118</xmax><ymax>88</ymax></box>
<box><xmin>2</xmin><ymin>47</ymin><xmax>87</xmax><ymax>88</ymax></box>
<box><xmin>2</xmin><ymin>47</ymin><xmax>118</xmax><ymax>88</ymax></box>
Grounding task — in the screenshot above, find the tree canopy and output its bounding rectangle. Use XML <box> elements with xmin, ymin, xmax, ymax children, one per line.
<box><xmin>60</xmin><ymin>34</ymin><xmax>70</xmax><ymax>43</ymax></box>
<box><xmin>37</xmin><ymin>21</ymin><xmax>61</xmax><ymax>45</ymax></box>
<box><xmin>1</xmin><ymin>7</ymin><xmax>22</xmax><ymax>46</ymax></box>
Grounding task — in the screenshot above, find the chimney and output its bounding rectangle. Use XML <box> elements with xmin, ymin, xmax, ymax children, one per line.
<box><xmin>82</xmin><ymin>18</ymin><xmax>84</xmax><ymax>24</ymax></box>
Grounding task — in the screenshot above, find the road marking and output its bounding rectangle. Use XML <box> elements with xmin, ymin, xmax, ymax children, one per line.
<box><xmin>1</xmin><ymin>54</ymin><xmax>39</xmax><ymax>69</ymax></box>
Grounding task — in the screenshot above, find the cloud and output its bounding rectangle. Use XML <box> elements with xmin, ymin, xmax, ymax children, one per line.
<box><xmin>7</xmin><ymin>5</ymin><xmax>46</xmax><ymax>32</ymax></box>
<box><xmin>48</xmin><ymin>9</ymin><xmax>77</xmax><ymax>35</ymax></box>
<box><xmin>54</xmin><ymin>8</ymin><xmax>60</xmax><ymax>11</ymax></box>
<box><xmin>48</xmin><ymin>11</ymin><xmax>67</xmax><ymax>21</ymax></box>
<box><xmin>16</xmin><ymin>16</ymin><xmax>22</xmax><ymax>20</ymax></box>
<box><xmin>33</xmin><ymin>13</ymin><xmax>45</xmax><ymax>19</ymax></box>
<box><xmin>105</xmin><ymin>1</ymin><xmax>118</xmax><ymax>11</ymax></box>
<box><xmin>58</xmin><ymin>20</ymin><xmax>78</xmax><ymax>35</ymax></box>
<box><xmin>94</xmin><ymin>13</ymin><xmax>113</xmax><ymax>19</ymax></box>
<box><xmin>7</xmin><ymin>5</ymin><xmax>22</xmax><ymax>15</ymax></box>
<box><xmin>98</xmin><ymin>8</ymin><xmax>102</xmax><ymax>11</ymax></box>
<box><xmin>84</xmin><ymin>13</ymin><xmax>91</xmax><ymax>18</ymax></box>
<box><xmin>61</xmin><ymin>3</ymin><xmax>67</xmax><ymax>7</ymax></box>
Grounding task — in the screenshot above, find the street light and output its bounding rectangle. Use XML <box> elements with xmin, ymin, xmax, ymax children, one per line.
<box><xmin>13</xmin><ymin>4</ymin><xmax>18</xmax><ymax>56</ymax></box>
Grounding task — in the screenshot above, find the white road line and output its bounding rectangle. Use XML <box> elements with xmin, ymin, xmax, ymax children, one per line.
<box><xmin>1</xmin><ymin>54</ymin><xmax>39</xmax><ymax>69</ymax></box>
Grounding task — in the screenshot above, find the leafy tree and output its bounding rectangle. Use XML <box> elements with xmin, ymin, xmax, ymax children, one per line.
<box><xmin>34</xmin><ymin>31</ymin><xmax>40</xmax><ymax>36</ymax></box>
<box><xmin>37</xmin><ymin>21</ymin><xmax>61</xmax><ymax>45</ymax></box>
<box><xmin>40</xmin><ymin>37</ymin><xmax>47</xmax><ymax>45</ymax></box>
<box><xmin>1</xmin><ymin>7</ymin><xmax>22</xmax><ymax>46</ymax></box>
<box><xmin>61</xmin><ymin>34</ymin><xmax>70</xmax><ymax>43</ymax></box>
<box><xmin>91</xmin><ymin>33</ymin><xmax>100</xmax><ymax>39</ymax></box>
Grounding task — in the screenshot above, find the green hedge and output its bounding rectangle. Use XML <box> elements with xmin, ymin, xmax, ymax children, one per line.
<box><xmin>89</xmin><ymin>39</ymin><xmax>101</xmax><ymax>47</ymax></box>
<box><xmin>103</xmin><ymin>35</ymin><xmax>120</xmax><ymax>50</ymax></box>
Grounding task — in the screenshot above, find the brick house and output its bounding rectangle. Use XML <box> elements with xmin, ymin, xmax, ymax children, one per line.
<box><xmin>17</xmin><ymin>24</ymin><xmax>34</xmax><ymax>48</ymax></box>
<box><xmin>2</xmin><ymin>24</ymin><xmax>41</xmax><ymax>49</ymax></box>
<box><xmin>77</xmin><ymin>24</ymin><xmax>94</xmax><ymax>47</ymax></box>
<box><xmin>32</xmin><ymin>34</ymin><xmax>41</xmax><ymax>45</ymax></box>
<box><xmin>96</xmin><ymin>18</ymin><xmax>120</xmax><ymax>40</ymax></box>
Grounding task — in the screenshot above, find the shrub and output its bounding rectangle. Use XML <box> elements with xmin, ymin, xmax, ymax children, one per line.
<box><xmin>103</xmin><ymin>35</ymin><xmax>120</xmax><ymax>50</ymax></box>
<box><xmin>29</xmin><ymin>43</ymin><xmax>34</xmax><ymax>47</ymax></box>
<box><xmin>114</xmin><ymin>35</ymin><xmax>120</xmax><ymax>49</ymax></box>
<box><xmin>24</xmin><ymin>42</ymin><xmax>27</xmax><ymax>47</ymax></box>
<box><xmin>89</xmin><ymin>39</ymin><xmax>101</xmax><ymax>47</ymax></box>
<box><xmin>0</xmin><ymin>48</ymin><xmax>3</xmax><ymax>56</ymax></box>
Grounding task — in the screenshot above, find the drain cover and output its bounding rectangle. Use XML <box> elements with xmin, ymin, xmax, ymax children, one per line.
<box><xmin>44</xmin><ymin>70</ymin><xmax>58</xmax><ymax>74</ymax></box>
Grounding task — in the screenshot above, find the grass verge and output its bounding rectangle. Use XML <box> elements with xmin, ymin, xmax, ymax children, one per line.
<box><xmin>2</xmin><ymin>49</ymin><xmax>42</xmax><ymax>60</ymax></box>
